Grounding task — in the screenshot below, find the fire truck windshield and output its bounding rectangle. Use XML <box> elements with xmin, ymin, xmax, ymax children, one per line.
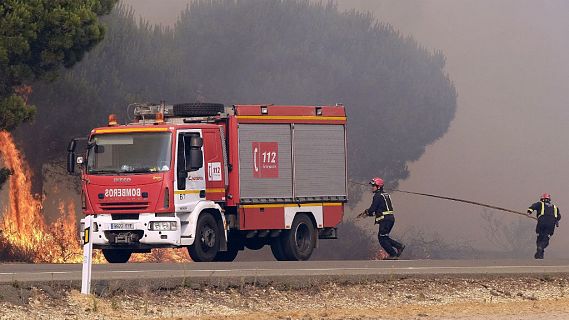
<box><xmin>87</xmin><ymin>132</ymin><xmax>172</xmax><ymax>174</ymax></box>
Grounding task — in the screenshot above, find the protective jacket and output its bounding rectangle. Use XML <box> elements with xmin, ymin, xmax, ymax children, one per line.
<box><xmin>367</xmin><ymin>189</ymin><xmax>394</xmax><ymax>223</ymax></box>
<box><xmin>527</xmin><ymin>201</ymin><xmax>561</xmax><ymax>224</ymax></box>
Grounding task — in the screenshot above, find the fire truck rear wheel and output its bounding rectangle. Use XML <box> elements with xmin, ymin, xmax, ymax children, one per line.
<box><xmin>270</xmin><ymin>238</ymin><xmax>288</xmax><ymax>261</ymax></box>
<box><xmin>188</xmin><ymin>212</ymin><xmax>220</xmax><ymax>262</ymax></box>
<box><xmin>280</xmin><ymin>214</ymin><xmax>316</xmax><ymax>261</ymax></box>
<box><xmin>102</xmin><ymin>249</ymin><xmax>132</xmax><ymax>263</ymax></box>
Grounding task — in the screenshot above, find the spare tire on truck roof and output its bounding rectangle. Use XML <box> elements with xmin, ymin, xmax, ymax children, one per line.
<box><xmin>173</xmin><ymin>103</ymin><xmax>225</xmax><ymax>117</ymax></box>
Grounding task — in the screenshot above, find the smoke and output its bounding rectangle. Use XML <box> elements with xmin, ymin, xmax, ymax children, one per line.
<box><xmin>10</xmin><ymin>0</ymin><xmax>561</xmax><ymax>260</ymax></box>
<box><xmin>346</xmin><ymin>0</ymin><xmax>569</xmax><ymax>257</ymax></box>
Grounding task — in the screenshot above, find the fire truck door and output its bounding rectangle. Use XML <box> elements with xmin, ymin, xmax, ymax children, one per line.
<box><xmin>202</xmin><ymin>128</ymin><xmax>226</xmax><ymax>202</ymax></box>
<box><xmin>174</xmin><ymin>129</ymin><xmax>206</xmax><ymax>213</ymax></box>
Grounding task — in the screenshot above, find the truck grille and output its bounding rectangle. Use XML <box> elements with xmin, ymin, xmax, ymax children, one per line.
<box><xmin>99</xmin><ymin>202</ymin><xmax>149</xmax><ymax>212</ymax></box>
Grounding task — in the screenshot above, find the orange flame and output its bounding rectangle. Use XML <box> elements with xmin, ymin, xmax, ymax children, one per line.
<box><xmin>0</xmin><ymin>131</ymin><xmax>189</xmax><ymax>263</ymax></box>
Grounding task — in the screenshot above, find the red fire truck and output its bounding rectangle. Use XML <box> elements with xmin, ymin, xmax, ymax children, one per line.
<box><xmin>67</xmin><ymin>103</ymin><xmax>347</xmax><ymax>263</ymax></box>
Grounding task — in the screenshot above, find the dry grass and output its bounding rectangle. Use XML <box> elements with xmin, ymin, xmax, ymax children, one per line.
<box><xmin>1</xmin><ymin>276</ymin><xmax>569</xmax><ymax>319</ymax></box>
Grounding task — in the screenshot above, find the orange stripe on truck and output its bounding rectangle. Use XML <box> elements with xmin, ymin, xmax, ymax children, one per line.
<box><xmin>94</xmin><ymin>127</ymin><xmax>170</xmax><ymax>134</ymax></box>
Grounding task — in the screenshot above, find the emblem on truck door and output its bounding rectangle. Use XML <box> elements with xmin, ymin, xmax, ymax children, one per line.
<box><xmin>252</xmin><ymin>142</ymin><xmax>279</xmax><ymax>178</ymax></box>
<box><xmin>207</xmin><ymin>162</ymin><xmax>222</xmax><ymax>181</ymax></box>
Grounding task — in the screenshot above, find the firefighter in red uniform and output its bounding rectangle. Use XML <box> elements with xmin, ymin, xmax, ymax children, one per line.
<box><xmin>527</xmin><ymin>193</ymin><xmax>561</xmax><ymax>259</ymax></box>
<box><xmin>364</xmin><ymin>177</ymin><xmax>405</xmax><ymax>259</ymax></box>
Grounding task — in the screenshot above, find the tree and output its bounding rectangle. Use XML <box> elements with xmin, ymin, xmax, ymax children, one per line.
<box><xmin>0</xmin><ymin>0</ymin><xmax>117</xmax><ymax>188</ymax></box>
<box><xmin>21</xmin><ymin>0</ymin><xmax>457</xmax><ymax>202</ymax></box>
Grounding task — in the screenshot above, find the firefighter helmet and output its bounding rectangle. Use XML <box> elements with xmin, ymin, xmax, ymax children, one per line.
<box><xmin>370</xmin><ymin>177</ymin><xmax>384</xmax><ymax>188</ymax></box>
<box><xmin>541</xmin><ymin>193</ymin><xmax>551</xmax><ymax>201</ymax></box>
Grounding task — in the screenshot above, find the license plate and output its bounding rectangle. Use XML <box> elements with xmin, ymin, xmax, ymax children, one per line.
<box><xmin>110</xmin><ymin>223</ymin><xmax>134</xmax><ymax>230</ymax></box>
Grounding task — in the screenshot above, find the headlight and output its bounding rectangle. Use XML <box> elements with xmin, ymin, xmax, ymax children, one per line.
<box><xmin>149</xmin><ymin>221</ymin><xmax>177</xmax><ymax>231</ymax></box>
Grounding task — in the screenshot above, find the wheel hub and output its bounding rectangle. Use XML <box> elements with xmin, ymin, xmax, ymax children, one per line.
<box><xmin>201</xmin><ymin>227</ymin><xmax>216</xmax><ymax>248</ymax></box>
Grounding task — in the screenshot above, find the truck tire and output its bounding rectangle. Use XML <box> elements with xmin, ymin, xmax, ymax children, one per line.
<box><xmin>270</xmin><ymin>238</ymin><xmax>288</xmax><ymax>261</ymax></box>
<box><xmin>214</xmin><ymin>247</ymin><xmax>239</xmax><ymax>262</ymax></box>
<box><xmin>102</xmin><ymin>249</ymin><xmax>132</xmax><ymax>263</ymax></box>
<box><xmin>280</xmin><ymin>214</ymin><xmax>316</xmax><ymax>261</ymax></box>
<box><xmin>214</xmin><ymin>232</ymin><xmax>241</xmax><ymax>262</ymax></box>
<box><xmin>173</xmin><ymin>103</ymin><xmax>224</xmax><ymax>117</ymax></box>
<box><xmin>188</xmin><ymin>212</ymin><xmax>220</xmax><ymax>262</ymax></box>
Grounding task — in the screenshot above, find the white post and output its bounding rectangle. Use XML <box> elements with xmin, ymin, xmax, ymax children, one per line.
<box><xmin>81</xmin><ymin>215</ymin><xmax>93</xmax><ymax>294</ymax></box>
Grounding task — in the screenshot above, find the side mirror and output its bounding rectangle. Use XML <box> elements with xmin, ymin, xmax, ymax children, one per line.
<box><xmin>67</xmin><ymin>139</ymin><xmax>77</xmax><ymax>152</ymax></box>
<box><xmin>188</xmin><ymin>149</ymin><xmax>203</xmax><ymax>171</ymax></box>
<box><xmin>67</xmin><ymin>152</ymin><xmax>76</xmax><ymax>174</ymax></box>
<box><xmin>186</xmin><ymin>136</ymin><xmax>203</xmax><ymax>171</ymax></box>
<box><xmin>67</xmin><ymin>138</ymin><xmax>77</xmax><ymax>174</ymax></box>
<box><xmin>190</xmin><ymin>136</ymin><xmax>203</xmax><ymax>148</ymax></box>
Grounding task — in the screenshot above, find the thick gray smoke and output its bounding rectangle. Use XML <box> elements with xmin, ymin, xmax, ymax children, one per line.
<box><xmin>349</xmin><ymin>0</ymin><xmax>569</xmax><ymax>258</ymax></box>
<box><xmin>16</xmin><ymin>0</ymin><xmax>566</xmax><ymax>260</ymax></box>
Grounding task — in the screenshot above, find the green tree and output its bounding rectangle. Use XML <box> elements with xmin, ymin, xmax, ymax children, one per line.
<box><xmin>0</xmin><ymin>0</ymin><xmax>116</xmax><ymax>188</ymax></box>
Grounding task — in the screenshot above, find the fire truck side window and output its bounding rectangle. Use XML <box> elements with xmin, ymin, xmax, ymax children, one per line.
<box><xmin>177</xmin><ymin>134</ymin><xmax>187</xmax><ymax>190</ymax></box>
<box><xmin>177</xmin><ymin>133</ymin><xmax>202</xmax><ymax>190</ymax></box>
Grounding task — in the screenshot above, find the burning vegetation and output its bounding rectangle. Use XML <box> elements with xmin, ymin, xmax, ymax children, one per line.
<box><xmin>0</xmin><ymin>131</ymin><xmax>82</xmax><ymax>263</ymax></box>
<box><xmin>0</xmin><ymin>131</ymin><xmax>189</xmax><ymax>263</ymax></box>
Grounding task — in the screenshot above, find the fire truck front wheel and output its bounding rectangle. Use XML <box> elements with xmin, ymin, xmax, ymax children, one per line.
<box><xmin>188</xmin><ymin>212</ymin><xmax>220</xmax><ymax>262</ymax></box>
<box><xmin>280</xmin><ymin>214</ymin><xmax>316</xmax><ymax>261</ymax></box>
<box><xmin>214</xmin><ymin>247</ymin><xmax>239</xmax><ymax>262</ymax></box>
<box><xmin>102</xmin><ymin>249</ymin><xmax>132</xmax><ymax>263</ymax></box>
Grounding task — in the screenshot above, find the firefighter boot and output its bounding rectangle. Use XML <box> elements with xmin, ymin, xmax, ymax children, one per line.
<box><xmin>534</xmin><ymin>247</ymin><xmax>544</xmax><ymax>259</ymax></box>
<box><xmin>396</xmin><ymin>244</ymin><xmax>406</xmax><ymax>258</ymax></box>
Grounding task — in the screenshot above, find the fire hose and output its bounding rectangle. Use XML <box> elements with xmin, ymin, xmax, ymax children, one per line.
<box><xmin>349</xmin><ymin>180</ymin><xmax>536</xmax><ymax>221</ymax></box>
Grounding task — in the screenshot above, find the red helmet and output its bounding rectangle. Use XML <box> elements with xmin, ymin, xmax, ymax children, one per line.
<box><xmin>370</xmin><ymin>177</ymin><xmax>384</xmax><ymax>187</ymax></box>
<box><xmin>541</xmin><ymin>193</ymin><xmax>551</xmax><ymax>201</ymax></box>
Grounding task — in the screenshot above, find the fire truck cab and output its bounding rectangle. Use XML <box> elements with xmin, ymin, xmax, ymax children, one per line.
<box><xmin>68</xmin><ymin>103</ymin><xmax>347</xmax><ymax>263</ymax></box>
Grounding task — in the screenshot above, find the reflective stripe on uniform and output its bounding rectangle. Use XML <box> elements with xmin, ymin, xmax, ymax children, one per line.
<box><xmin>381</xmin><ymin>193</ymin><xmax>394</xmax><ymax>211</ymax></box>
<box><xmin>374</xmin><ymin>211</ymin><xmax>393</xmax><ymax>222</ymax></box>
<box><xmin>537</xmin><ymin>202</ymin><xmax>558</xmax><ymax>218</ymax></box>
<box><xmin>538</xmin><ymin>202</ymin><xmax>544</xmax><ymax>217</ymax></box>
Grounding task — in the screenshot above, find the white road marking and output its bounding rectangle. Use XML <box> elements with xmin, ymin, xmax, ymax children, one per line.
<box><xmin>1</xmin><ymin>264</ymin><xmax>567</xmax><ymax>277</ymax></box>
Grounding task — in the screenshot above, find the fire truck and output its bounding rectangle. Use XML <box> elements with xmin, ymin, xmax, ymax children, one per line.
<box><xmin>67</xmin><ymin>103</ymin><xmax>347</xmax><ymax>263</ymax></box>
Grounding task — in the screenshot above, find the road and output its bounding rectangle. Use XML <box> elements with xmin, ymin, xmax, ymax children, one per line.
<box><xmin>1</xmin><ymin>259</ymin><xmax>569</xmax><ymax>284</ymax></box>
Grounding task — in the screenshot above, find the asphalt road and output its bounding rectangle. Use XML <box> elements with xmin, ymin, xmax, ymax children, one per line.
<box><xmin>1</xmin><ymin>259</ymin><xmax>569</xmax><ymax>284</ymax></box>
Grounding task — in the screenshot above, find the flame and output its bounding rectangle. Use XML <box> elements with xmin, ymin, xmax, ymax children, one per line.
<box><xmin>131</xmin><ymin>248</ymin><xmax>190</xmax><ymax>263</ymax></box>
<box><xmin>372</xmin><ymin>249</ymin><xmax>390</xmax><ymax>260</ymax></box>
<box><xmin>0</xmin><ymin>131</ymin><xmax>190</xmax><ymax>263</ymax></box>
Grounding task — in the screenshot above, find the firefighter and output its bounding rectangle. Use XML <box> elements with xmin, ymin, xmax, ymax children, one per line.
<box><xmin>362</xmin><ymin>177</ymin><xmax>405</xmax><ymax>259</ymax></box>
<box><xmin>527</xmin><ymin>193</ymin><xmax>561</xmax><ymax>259</ymax></box>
